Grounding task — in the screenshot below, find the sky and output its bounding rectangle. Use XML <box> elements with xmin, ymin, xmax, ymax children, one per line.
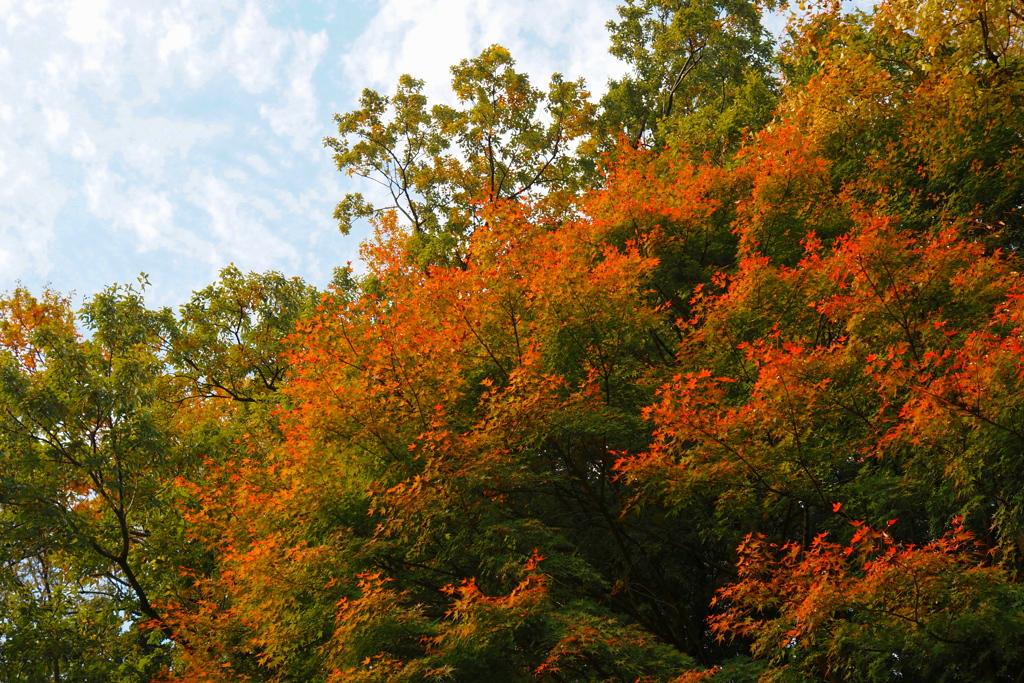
<box><xmin>0</xmin><ymin>0</ymin><xmax>638</xmax><ymax>307</ymax></box>
<box><xmin>0</xmin><ymin>0</ymin><xmax>843</xmax><ymax>310</ymax></box>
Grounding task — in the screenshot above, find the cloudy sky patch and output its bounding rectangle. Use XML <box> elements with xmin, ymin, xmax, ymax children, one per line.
<box><xmin>1</xmin><ymin>0</ymin><xmax>641</xmax><ymax>306</ymax></box>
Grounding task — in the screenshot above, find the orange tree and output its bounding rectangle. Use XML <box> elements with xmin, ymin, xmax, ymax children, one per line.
<box><xmin>609</xmin><ymin>0</ymin><xmax>1024</xmax><ymax>678</ymax></box>
<box><xmin>165</xmin><ymin>202</ymin><xmax>721</xmax><ymax>680</ymax></box>
<box><xmin>4</xmin><ymin>0</ymin><xmax>1024</xmax><ymax>680</ymax></box>
<box><xmin>163</xmin><ymin>0</ymin><xmax>1024</xmax><ymax>680</ymax></box>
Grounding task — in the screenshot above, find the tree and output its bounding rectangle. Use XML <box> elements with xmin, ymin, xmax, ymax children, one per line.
<box><xmin>776</xmin><ymin>0</ymin><xmax>1024</xmax><ymax>246</ymax></box>
<box><xmin>162</xmin><ymin>0</ymin><xmax>1024</xmax><ymax>679</ymax></box>
<box><xmin>711</xmin><ymin>521</ymin><xmax>1024</xmax><ymax>681</ymax></box>
<box><xmin>5</xmin><ymin>0</ymin><xmax>1024</xmax><ymax>678</ymax></box>
<box><xmin>167</xmin><ymin>265</ymin><xmax>318</xmax><ymax>406</ymax></box>
<box><xmin>601</xmin><ymin>0</ymin><xmax>779</xmax><ymax>157</ymax></box>
<box><xmin>0</xmin><ymin>268</ymin><xmax>320</xmax><ymax>681</ymax></box>
<box><xmin>163</xmin><ymin>200</ymin><xmax>724</xmax><ymax>680</ymax></box>
<box><xmin>0</xmin><ymin>284</ymin><xmax>179</xmax><ymax>681</ymax></box>
<box><xmin>325</xmin><ymin>45</ymin><xmax>596</xmax><ymax>268</ymax></box>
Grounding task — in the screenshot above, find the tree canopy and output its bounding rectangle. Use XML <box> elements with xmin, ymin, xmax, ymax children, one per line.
<box><xmin>3</xmin><ymin>0</ymin><xmax>1024</xmax><ymax>680</ymax></box>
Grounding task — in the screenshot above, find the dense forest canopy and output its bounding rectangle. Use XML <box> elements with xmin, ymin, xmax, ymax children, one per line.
<box><xmin>2</xmin><ymin>0</ymin><xmax>1024</xmax><ymax>680</ymax></box>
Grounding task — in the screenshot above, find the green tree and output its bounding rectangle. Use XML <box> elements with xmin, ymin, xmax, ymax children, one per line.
<box><xmin>167</xmin><ymin>264</ymin><xmax>318</xmax><ymax>406</ymax></box>
<box><xmin>601</xmin><ymin>0</ymin><xmax>779</xmax><ymax>157</ymax></box>
<box><xmin>0</xmin><ymin>284</ymin><xmax>178</xmax><ymax>681</ymax></box>
<box><xmin>0</xmin><ymin>268</ymin><xmax>319</xmax><ymax>681</ymax></box>
<box><xmin>325</xmin><ymin>45</ymin><xmax>597</xmax><ymax>268</ymax></box>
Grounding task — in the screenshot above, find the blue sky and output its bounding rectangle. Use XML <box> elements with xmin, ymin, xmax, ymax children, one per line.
<box><xmin>0</xmin><ymin>0</ymin><xmax>807</xmax><ymax>307</ymax></box>
<box><xmin>0</xmin><ymin>0</ymin><xmax>632</xmax><ymax>307</ymax></box>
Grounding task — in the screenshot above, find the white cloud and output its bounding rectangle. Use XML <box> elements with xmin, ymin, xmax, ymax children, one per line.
<box><xmin>78</xmin><ymin>162</ymin><xmax>300</xmax><ymax>275</ymax></box>
<box><xmin>104</xmin><ymin>115</ymin><xmax>229</xmax><ymax>180</ymax></box>
<box><xmin>0</xmin><ymin>143</ymin><xmax>65</xmax><ymax>281</ymax></box>
<box><xmin>223</xmin><ymin>1</ymin><xmax>290</xmax><ymax>94</ymax></box>
<box><xmin>341</xmin><ymin>0</ymin><xmax>625</xmax><ymax>103</ymax></box>
<box><xmin>44</xmin><ymin>107</ymin><xmax>70</xmax><ymax>145</ymax></box>
<box><xmin>0</xmin><ymin>0</ymin><xmax>338</xmax><ymax>297</ymax></box>
<box><xmin>123</xmin><ymin>191</ymin><xmax>180</xmax><ymax>252</ymax></box>
<box><xmin>64</xmin><ymin>0</ymin><xmax>114</xmax><ymax>45</ymax></box>
<box><xmin>184</xmin><ymin>170</ymin><xmax>298</xmax><ymax>271</ymax></box>
<box><xmin>1</xmin><ymin>0</ymin><xmax>656</xmax><ymax>302</ymax></box>
<box><xmin>158</xmin><ymin>22</ymin><xmax>193</xmax><ymax>62</ymax></box>
<box><xmin>260</xmin><ymin>29</ymin><xmax>329</xmax><ymax>150</ymax></box>
<box><xmin>244</xmin><ymin>153</ymin><xmax>274</xmax><ymax>175</ymax></box>
<box><xmin>82</xmin><ymin>165</ymin><xmax>186</xmax><ymax>254</ymax></box>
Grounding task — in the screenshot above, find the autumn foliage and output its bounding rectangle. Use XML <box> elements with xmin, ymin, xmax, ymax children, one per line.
<box><xmin>2</xmin><ymin>0</ymin><xmax>1024</xmax><ymax>680</ymax></box>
